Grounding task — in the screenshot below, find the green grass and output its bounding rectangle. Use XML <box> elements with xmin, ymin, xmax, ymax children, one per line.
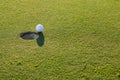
<box><xmin>0</xmin><ymin>0</ymin><xmax>120</xmax><ymax>80</ymax></box>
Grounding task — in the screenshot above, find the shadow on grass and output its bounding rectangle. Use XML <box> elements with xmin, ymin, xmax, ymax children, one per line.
<box><xmin>36</xmin><ymin>32</ymin><xmax>44</xmax><ymax>47</ymax></box>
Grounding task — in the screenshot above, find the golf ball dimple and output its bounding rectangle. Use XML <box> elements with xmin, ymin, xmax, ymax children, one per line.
<box><xmin>36</xmin><ymin>24</ymin><xmax>44</xmax><ymax>32</ymax></box>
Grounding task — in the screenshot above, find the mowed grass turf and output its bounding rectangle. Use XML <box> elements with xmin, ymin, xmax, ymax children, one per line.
<box><xmin>0</xmin><ymin>0</ymin><xmax>120</xmax><ymax>80</ymax></box>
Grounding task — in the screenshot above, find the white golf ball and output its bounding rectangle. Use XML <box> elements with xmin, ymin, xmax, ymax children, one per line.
<box><xmin>36</xmin><ymin>24</ymin><xmax>44</xmax><ymax>32</ymax></box>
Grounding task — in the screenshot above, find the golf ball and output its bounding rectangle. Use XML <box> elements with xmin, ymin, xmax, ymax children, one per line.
<box><xmin>36</xmin><ymin>24</ymin><xmax>44</xmax><ymax>32</ymax></box>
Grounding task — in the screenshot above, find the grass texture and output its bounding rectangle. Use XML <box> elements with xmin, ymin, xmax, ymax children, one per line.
<box><xmin>0</xmin><ymin>0</ymin><xmax>120</xmax><ymax>80</ymax></box>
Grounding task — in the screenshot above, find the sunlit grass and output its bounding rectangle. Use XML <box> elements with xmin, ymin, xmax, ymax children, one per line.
<box><xmin>0</xmin><ymin>0</ymin><xmax>120</xmax><ymax>80</ymax></box>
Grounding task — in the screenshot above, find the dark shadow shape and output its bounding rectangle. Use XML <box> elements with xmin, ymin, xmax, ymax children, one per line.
<box><xmin>36</xmin><ymin>32</ymin><xmax>44</xmax><ymax>47</ymax></box>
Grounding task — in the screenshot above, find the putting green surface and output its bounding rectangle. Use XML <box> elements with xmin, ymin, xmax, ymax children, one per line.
<box><xmin>0</xmin><ymin>0</ymin><xmax>120</xmax><ymax>80</ymax></box>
